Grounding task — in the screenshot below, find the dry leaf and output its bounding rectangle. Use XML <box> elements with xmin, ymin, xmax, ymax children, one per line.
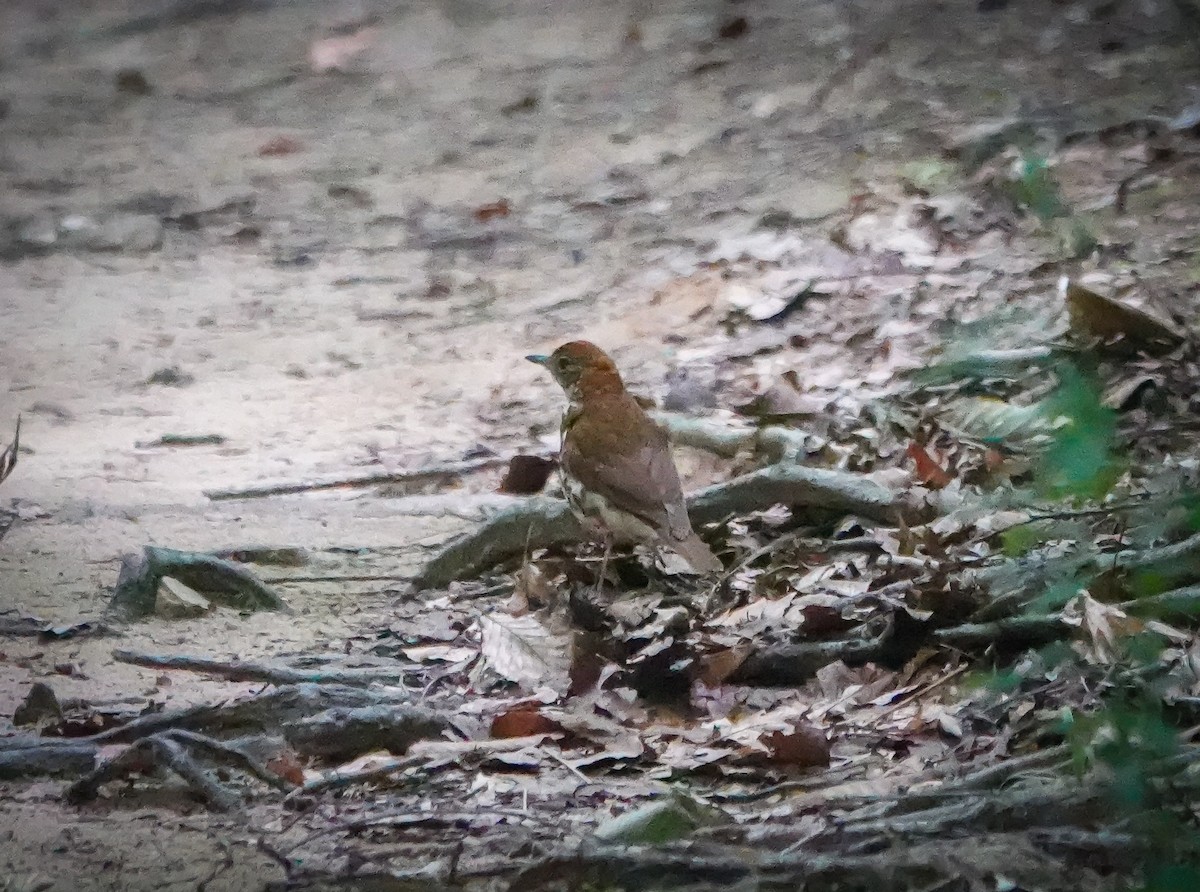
<box><xmin>473</xmin><ymin>199</ymin><xmax>511</xmax><ymax>222</ymax></box>
<box><xmin>759</xmin><ymin>724</ymin><xmax>831</xmax><ymax>767</ymax></box>
<box><xmin>479</xmin><ymin>611</ymin><xmax>572</xmax><ymax>696</ymax></box>
<box><xmin>905</xmin><ymin>442</ymin><xmax>953</xmax><ymax>489</ymax></box>
<box><xmin>737</xmin><ymin>370</ymin><xmax>828</xmax><ymax>419</ymax></box>
<box><xmin>490</xmin><ymin>707</ymin><xmax>564</xmax><ymax>739</ymax></box>
<box><xmin>258</xmin><ymin>136</ymin><xmax>303</xmax><ymax>157</ymax></box>
<box><xmin>697</xmin><ymin>643</ymin><xmax>753</xmax><ymax>686</ymax></box>
<box><xmin>1063</xmin><ymin>278</ymin><xmax>1184</xmax><ymax>355</ymax></box>
<box><xmin>266</xmin><ymin>750</ymin><xmax>306</xmax><ymax>786</ymax></box>
<box><xmin>498</xmin><ymin>454</ymin><xmax>556</xmax><ymax>494</ymax></box>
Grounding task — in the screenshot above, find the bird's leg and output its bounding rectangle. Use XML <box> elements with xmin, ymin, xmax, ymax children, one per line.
<box><xmin>594</xmin><ymin>534</ymin><xmax>614</xmax><ymax>595</ymax></box>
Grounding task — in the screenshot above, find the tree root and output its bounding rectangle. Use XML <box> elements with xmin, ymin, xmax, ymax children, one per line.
<box><xmin>109</xmin><ymin>546</ymin><xmax>289</xmax><ymax>619</ymax></box>
<box><xmin>414</xmin><ymin>462</ymin><xmax>924</xmax><ymax>589</ymax></box>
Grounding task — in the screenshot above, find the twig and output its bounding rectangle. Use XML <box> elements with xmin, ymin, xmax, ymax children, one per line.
<box><xmin>166</xmin><ymin>729</ymin><xmax>294</xmax><ymax>791</ymax></box>
<box><xmin>204</xmin><ymin>458</ymin><xmax>504</xmax><ymax>501</ymax></box>
<box><xmin>112</xmin><ymin>649</ymin><xmax>424</xmax><ymax>686</ymax></box>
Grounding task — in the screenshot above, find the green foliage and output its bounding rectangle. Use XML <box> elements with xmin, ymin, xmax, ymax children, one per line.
<box><xmin>1000</xmin><ymin>524</ymin><xmax>1040</xmax><ymax>557</ymax></box>
<box><xmin>1034</xmin><ymin>363</ymin><xmax>1121</xmax><ymax>500</ymax></box>
<box><xmin>1010</xmin><ymin>154</ymin><xmax>1068</xmax><ymax>222</ymax></box>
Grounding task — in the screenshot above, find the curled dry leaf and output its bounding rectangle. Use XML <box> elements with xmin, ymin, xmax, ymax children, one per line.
<box><xmin>489</xmin><ymin>707</ymin><xmax>565</xmax><ymax>739</ymax></box>
<box><xmin>697</xmin><ymin>642</ymin><xmax>753</xmax><ymax>686</ymax></box>
<box><xmin>498</xmin><ymin>454</ymin><xmax>556</xmax><ymax>494</ymax></box>
<box><xmin>737</xmin><ymin>370</ymin><xmax>828</xmax><ymax>419</ymax></box>
<box><xmin>1063</xmin><ymin>278</ymin><xmax>1184</xmax><ymax>355</ymax></box>
<box><xmin>266</xmin><ymin>750</ymin><xmax>306</xmax><ymax>786</ymax></box>
<box><xmin>905</xmin><ymin>442</ymin><xmax>953</xmax><ymax>489</ymax></box>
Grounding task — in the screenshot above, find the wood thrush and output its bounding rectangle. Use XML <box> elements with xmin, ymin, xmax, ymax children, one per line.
<box><xmin>527</xmin><ymin>341</ymin><xmax>722</xmax><ymax>574</ymax></box>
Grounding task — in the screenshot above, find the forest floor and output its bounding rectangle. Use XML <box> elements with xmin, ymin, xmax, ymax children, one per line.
<box><xmin>1</xmin><ymin>0</ymin><xmax>1199</xmax><ymax>889</ymax></box>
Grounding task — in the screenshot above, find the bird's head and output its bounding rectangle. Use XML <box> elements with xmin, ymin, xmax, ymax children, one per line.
<box><xmin>527</xmin><ymin>341</ymin><xmax>624</xmax><ymax>401</ymax></box>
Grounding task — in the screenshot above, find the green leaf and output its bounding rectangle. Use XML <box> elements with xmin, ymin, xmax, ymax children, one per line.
<box><xmin>1035</xmin><ymin>363</ymin><xmax>1121</xmax><ymax>500</ymax></box>
<box><xmin>1011</xmin><ymin>154</ymin><xmax>1067</xmax><ymax>221</ymax></box>
<box><xmin>593</xmin><ymin>792</ymin><xmax>726</xmax><ymax>845</ymax></box>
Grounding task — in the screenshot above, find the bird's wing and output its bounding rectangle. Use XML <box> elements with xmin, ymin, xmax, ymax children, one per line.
<box><xmin>563</xmin><ymin>421</ymin><xmax>693</xmax><ymax>542</ymax></box>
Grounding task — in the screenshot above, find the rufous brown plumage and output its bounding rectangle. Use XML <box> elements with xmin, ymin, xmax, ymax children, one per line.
<box><xmin>527</xmin><ymin>341</ymin><xmax>722</xmax><ymax>574</ymax></box>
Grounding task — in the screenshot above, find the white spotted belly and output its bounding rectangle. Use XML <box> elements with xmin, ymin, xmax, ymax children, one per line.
<box><xmin>561</xmin><ymin>471</ymin><xmax>657</xmax><ymax>545</ymax></box>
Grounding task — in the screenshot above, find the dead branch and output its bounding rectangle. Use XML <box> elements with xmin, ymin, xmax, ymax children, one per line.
<box><xmin>734</xmin><ymin>612</ymin><xmax>1071</xmax><ymax>687</ymax></box>
<box><xmin>87</xmin><ymin>684</ymin><xmax>399</xmax><ymax>748</ymax></box>
<box><xmin>281</xmin><ymin>704</ymin><xmax>450</xmax><ymax>760</ymax></box>
<box><xmin>730</xmin><ymin>627</ymin><xmax>892</xmax><ymax>686</ymax></box>
<box><xmin>302</xmin><ymin>735</ymin><xmax>554</xmax><ymax>793</ymax></box>
<box><xmin>112</xmin><ymin>649</ymin><xmax>422</xmax><ymax>686</ymax></box>
<box><xmin>504</xmin><ymin>835</ymin><xmax>1096</xmax><ymax>892</ymax></box>
<box><xmin>969</xmin><ymin>530</ymin><xmax>1200</xmax><ymax>619</ymax></box>
<box><xmin>166</xmin><ymin>730</ymin><xmax>295</xmax><ymax>791</ymax></box>
<box><xmin>203</xmin><ymin>457</ymin><xmax>505</xmax><ymax>501</ymax></box>
<box><xmin>66</xmin><ymin>731</ymin><xmax>247</xmax><ymax>811</ymax></box>
<box><xmin>0</xmin><ymin>415</ymin><xmax>19</xmax><ymax>486</ymax></box>
<box><xmin>0</xmin><ymin>738</ymin><xmax>99</xmax><ymax>778</ymax></box>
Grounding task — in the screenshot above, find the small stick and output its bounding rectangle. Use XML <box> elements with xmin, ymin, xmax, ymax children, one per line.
<box><xmin>204</xmin><ymin>457</ymin><xmax>505</xmax><ymax>501</ymax></box>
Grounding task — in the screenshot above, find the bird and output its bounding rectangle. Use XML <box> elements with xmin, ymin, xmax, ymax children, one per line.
<box><xmin>526</xmin><ymin>341</ymin><xmax>722</xmax><ymax>574</ymax></box>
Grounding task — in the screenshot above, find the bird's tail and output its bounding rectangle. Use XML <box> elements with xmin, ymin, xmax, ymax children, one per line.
<box><xmin>670</xmin><ymin>532</ymin><xmax>723</xmax><ymax>574</ymax></box>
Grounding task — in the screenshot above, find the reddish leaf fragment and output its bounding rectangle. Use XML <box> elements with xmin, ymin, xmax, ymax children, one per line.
<box><xmin>266</xmin><ymin>751</ymin><xmax>306</xmax><ymax>786</ymax></box>
<box><xmin>906</xmin><ymin>442</ymin><xmax>953</xmax><ymax>489</ymax></box>
<box><xmin>498</xmin><ymin>454</ymin><xmax>556</xmax><ymax>494</ymax></box>
<box><xmin>984</xmin><ymin>448</ymin><xmax>1006</xmax><ymax>472</ymax></box>
<box><xmin>473</xmin><ymin>199</ymin><xmax>511</xmax><ymax>222</ymax></box>
<box><xmin>258</xmin><ymin>136</ymin><xmax>303</xmax><ymax>157</ymax></box>
<box><xmin>760</xmin><ymin>723</ymin><xmax>830</xmax><ymax>767</ymax></box>
<box><xmin>697</xmin><ymin>643</ymin><xmax>752</xmax><ymax>686</ymax></box>
<box><xmin>490</xmin><ymin>708</ymin><xmax>564</xmax><ymax>739</ymax></box>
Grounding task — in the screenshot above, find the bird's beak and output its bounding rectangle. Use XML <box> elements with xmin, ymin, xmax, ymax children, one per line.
<box><xmin>525</xmin><ymin>354</ymin><xmax>550</xmax><ymax>366</ymax></box>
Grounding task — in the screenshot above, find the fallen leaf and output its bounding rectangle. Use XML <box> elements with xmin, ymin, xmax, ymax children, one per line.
<box><xmin>266</xmin><ymin>750</ymin><xmax>306</xmax><ymax>786</ymax></box>
<box><xmin>490</xmin><ymin>708</ymin><xmax>564</xmax><ymax>739</ymax></box>
<box><xmin>697</xmin><ymin>643</ymin><xmax>753</xmax><ymax>686</ymax></box>
<box><xmin>401</xmin><ymin>644</ymin><xmax>476</xmax><ymax>663</ymax></box>
<box><xmin>1063</xmin><ymin>278</ymin><xmax>1184</xmax><ymax>355</ymax></box>
<box><xmin>479</xmin><ymin>611</ymin><xmax>572</xmax><ymax>696</ymax></box>
<box><xmin>473</xmin><ymin>200</ymin><xmax>511</xmax><ymax>222</ymax></box>
<box><xmin>906</xmin><ymin>442</ymin><xmax>953</xmax><ymax>489</ymax></box>
<box><xmin>759</xmin><ymin>723</ymin><xmax>831</xmax><ymax>767</ymax></box>
<box><xmin>498</xmin><ymin>454</ymin><xmax>556</xmax><ymax>494</ymax></box>
<box><xmin>593</xmin><ymin>792</ymin><xmax>727</xmax><ymax>844</ymax></box>
<box><xmin>258</xmin><ymin>136</ymin><xmax>303</xmax><ymax>157</ymax></box>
